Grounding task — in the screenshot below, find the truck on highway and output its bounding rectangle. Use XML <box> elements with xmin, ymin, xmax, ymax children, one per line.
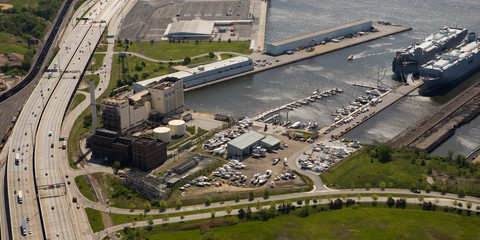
<box><xmin>15</xmin><ymin>153</ymin><xmax>20</xmax><ymax>165</ymax></box>
<box><xmin>21</xmin><ymin>220</ymin><xmax>26</xmax><ymax>236</ymax></box>
<box><xmin>18</xmin><ymin>190</ymin><xmax>23</xmax><ymax>204</ymax></box>
<box><xmin>62</xmin><ymin>141</ymin><xmax>67</xmax><ymax>149</ymax></box>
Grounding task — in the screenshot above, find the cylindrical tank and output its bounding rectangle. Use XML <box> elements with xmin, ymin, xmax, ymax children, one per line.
<box><xmin>153</xmin><ymin>127</ymin><xmax>171</xmax><ymax>143</ymax></box>
<box><xmin>168</xmin><ymin>119</ymin><xmax>186</xmax><ymax>137</ymax></box>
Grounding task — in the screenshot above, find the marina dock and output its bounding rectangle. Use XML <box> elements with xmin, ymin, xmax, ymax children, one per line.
<box><xmin>317</xmin><ymin>80</ymin><xmax>423</xmax><ymax>140</ymax></box>
<box><xmin>185</xmin><ymin>22</ymin><xmax>412</xmax><ymax>92</ymax></box>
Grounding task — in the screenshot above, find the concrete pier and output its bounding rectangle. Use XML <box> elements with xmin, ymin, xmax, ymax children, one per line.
<box><xmin>390</xmin><ymin>81</ymin><xmax>480</xmax><ymax>152</ymax></box>
<box><xmin>185</xmin><ymin>22</ymin><xmax>412</xmax><ymax>92</ymax></box>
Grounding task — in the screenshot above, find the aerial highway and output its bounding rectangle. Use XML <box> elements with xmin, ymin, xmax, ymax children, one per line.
<box><xmin>5</xmin><ymin>0</ymin><xmax>130</xmax><ymax>238</ymax></box>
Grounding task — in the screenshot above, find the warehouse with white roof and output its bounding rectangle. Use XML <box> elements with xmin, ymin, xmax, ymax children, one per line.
<box><xmin>133</xmin><ymin>56</ymin><xmax>254</xmax><ymax>92</ymax></box>
<box><xmin>164</xmin><ymin>20</ymin><xmax>215</xmax><ymax>40</ymax></box>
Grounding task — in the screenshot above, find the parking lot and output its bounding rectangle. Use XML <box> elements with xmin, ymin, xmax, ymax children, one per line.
<box><xmin>119</xmin><ymin>0</ymin><xmax>255</xmax><ymax>41</ymax></box>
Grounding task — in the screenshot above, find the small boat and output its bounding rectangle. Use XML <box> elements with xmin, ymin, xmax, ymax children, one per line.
<box><xmin>335</xmin><ymin>88</ymin><xmax>344</xmax><ymax>93</ymax></box>
<box><xmin>308</xmin><ymin>97</ymin><xmax>315</xmax><ymax>102</ymax></box>
<box><xmin>312</xmin><ymin>89</ymin><xmax>319</xmax><ymax>95</ymax></box>
<box><xmin>300</xmin><ymin>100</ymin><xmax>309</xmax><ymax>105</ymax></box>
<box><xmin>347</xmin><ymin>55</ymin><xmax>354</xmax><ymax>60</ymax></box>
<box><xmin>287</xmin><ymin>106</ymin><xmax>293</xmax><ymax>110</ymax></box>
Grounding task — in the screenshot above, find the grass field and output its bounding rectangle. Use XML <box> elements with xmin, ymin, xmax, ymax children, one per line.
<box><xmin>114</xmin><ymin>41</ymin><xmax>250</xmax><ymax>61</ymax></box>
<box><xmin>220</xmin><ymin>53</ymin><xmax>238</xmax><ymax>60</ymax></box>
<box><xmin>75</xmin><ymin>175</ymin><xmax>96</xmax><ymax>202</ymax></box>
<box><xmin>103</xmin><ymin>174</ymin><xmax>150</xmax><ymax>209</ymax></box>
<box><xmin>322</xmin><ymin>147</ymin><xmax>428</xmax><ymax>190</ymax></box>
<box><xmin>85</xmin><ymin>208</ymin><xmax>105</xmax><ymax>233</ymax></box>
<box><xmin>136</xmin><ymin>207</ymin><xmax>479</xmax><ymax>240</ymax></box>
<box><xmin>88</xmin><ymin>54</ymin><xmax>105</xmax><ymax>71</ymax></box>
<box><xmin>80</xmin><ymin>74</ymin><xmax>100</xmax><ymax>93</ymax></box>
<box><xmin>69</xmin><ymin>94</ymin><xmax>86</xmax><ymax>110</ymax></box>
<box><xmin>0</xmin><ymin>32</ymin><xmax>28</xmax><ymax>55</ymax></box>
<box><xmin>110</xmin><ymin>54</ymin><xmax>171</xmax><ymax>85</ymax></box>
<box><xmin>321</xmin><ymin>146</ymin><xmax>480</xmax><ymax>197</ymax></box>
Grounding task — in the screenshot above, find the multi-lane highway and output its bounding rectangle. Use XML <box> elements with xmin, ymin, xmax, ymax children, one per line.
<box><xmin>5</xmin><ymin>0</ymin><xmax>130</xmax><ymax>238</ymax></box>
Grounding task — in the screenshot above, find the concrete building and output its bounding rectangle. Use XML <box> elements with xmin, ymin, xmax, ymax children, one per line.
<box><xmin>227</xmin><ymin>131</ymin><xmax>265</xmax><ymax>159</ymax></box>
<box><xmin>265</xmin><ymin>19</ymin><xmax>373</xmax><ymax>56</ymax></box>
<box><xmin>132</xmin><ymin>137</ymin><xmax>168</xmax><ymax>170</ymax></box>
<box><xmin>133</xmin><ymin>56</ymin><xmax>254</xmax><ymax>91</ymax></box>
<box><xmin>101</xmin><ymin>90</ymin><xmax>151</xmax><ymax>133</ymax></box>
<box><xmin>147</xmin><ymin>77</ymin><xmax>184</xmax><ymax>116</ymax></box>
<box><xmin>164</xmin><ymin>20</ymin><xmax>214</xmax><ymax>40</ymax></box>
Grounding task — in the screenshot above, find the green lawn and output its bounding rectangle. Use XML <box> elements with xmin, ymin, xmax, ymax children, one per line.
<box><xmin>138</xmin><ymin>207</ymin><xmax>479</xmax><ymax>240</ymax></box>
<box><xmin>85</xmin><ymin>208</ymin><xmax>105</xmax><ymax>233</ymax></box>
<box><xmin>220</xmin><ymin>53</ymin><xmax>238</xmax><ymax>60</ymax></box>
<box><xmin>88</xmin><ymin>54</ymin><xmax>106</xmax><ymax>71</ymax></box>
<box><xmin>103</xmin><ymin>174</ymin><xmax>150</xmax><ymax>210</ymax></box>
<box><xmin>111</xmin><ymin>54</ymin><xmax>172</xmax><ymax>86</ymax></box>
<box><xmin>69</xmin><ymin>94</ymin><xmax>86</xmax><ymax>110</ymax></box>
<box><xmin>115</xmin><ymin>41</ymin><xmax>250</xmax><ymax>61</ymax></box>
<box><xmin>0</xmin><ymin>32</ymin><xmax>28</xmax><ymax>55</ymax></box>
<box><xmin>321</xmin><ymin>146</ymin><xmax>480</xmax><ymax>197</ymax></box>
<box><xmin>322</xmin><ymin>147</ymin><xmax>428</xmax><ymax>190</ymax></box>
<box><xmin>75</xmin><ymin>175</ymin><xmax>96</xmax><ymax>202</ymax></box>
<box><xmin>80</xmin><ymin>74</ymin><xmax>100</xmax><ymax>93</ymax></box>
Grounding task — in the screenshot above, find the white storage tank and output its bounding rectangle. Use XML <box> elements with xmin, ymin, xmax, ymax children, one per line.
<box><xmin>153</xmin><ymin>127</ymin><xmax>171</xmax><ymax>143</ymax></box>
<box><xmin>168</xmin><ymin>119</ymin><xmax>186</xmax><ymax>137</ymax></box>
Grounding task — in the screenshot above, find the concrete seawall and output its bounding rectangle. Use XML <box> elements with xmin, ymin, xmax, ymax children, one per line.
<box><xmin>390</xmin><ymin>81</ymin><xmax>480</xmax><ymax>152</ymax></box>
<box><xmin>186</xmin><ymin>22</ymin><xmax>412</xmax><ymax>92</ymax></box>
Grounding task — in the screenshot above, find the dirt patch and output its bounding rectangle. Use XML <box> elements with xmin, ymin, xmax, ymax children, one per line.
<box><xmin>0</xmin><ymin>3</ymin><xmax>13</xmax><ymax>10</ymax></box>
<box><xmin>0</xmin><ymin>53</ymin><xmax>23</xmax><ymax>66</ymax></box>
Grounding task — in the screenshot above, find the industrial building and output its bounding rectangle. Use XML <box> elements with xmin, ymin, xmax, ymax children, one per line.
<box><xmin>89</xmin><ymin>129</ymin><xmax>168</xmax><ymax>170</ymax></box>
<box><xmin>147</xmin><ymin>77</ymin><xmax>184</xmax><ymax>115</ymax></box>
<box><xmin>265</xmin><ymin>19</ymin><xmax>373</xmax><ymax>56</ymax></box>
<box><xmin>101</xmin><ymin>90</ymin><xmax>151</xmax><ymax>133</ymax></box>
<box><xmin>164</xmin><ymin>20</ymin><xmax>215</xmax><ymax>40</ymax></box>
<box><xmin>133</xmin><ymin>56</ymin><xmax>254</xmax><ymax>92</ymax></box>
<box><xmin>227</xmin><ymin>131</ymin><xmax>281</xmax><ymax>159</ymax></box>
<box><xmin>102</xmin><ymin>78</ymin><xmax>184</xmax><ymax>133</ymax></box>
<box><xmin>260</xmin><ymin>135</ymin><xmax>281</xmax><ymax>149</ymax></box>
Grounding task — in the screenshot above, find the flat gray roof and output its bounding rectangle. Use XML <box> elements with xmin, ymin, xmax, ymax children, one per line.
<box><xmin>270</xmin><ymin>19</ymin><xmax>371</xmax><ymax>46</ymax></box>
<box><xmin>167</xmin><ymin>20</ymin><xmax>214</xmax><ymax>36</ymax></box>
<box><xmin>260</xmin><ymin>135</ymin><xmax>281</xmax><ymax>147</ymax></box>
<box><xmin>228</xmin><ymin>131</ymin><xmax>265</xmax><ymax>150</ymax></box>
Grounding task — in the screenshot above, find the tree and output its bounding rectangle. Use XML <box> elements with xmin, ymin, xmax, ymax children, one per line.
<box><xmin>211</xmin><ymin>209</ymin><xmax>215</xmax><ymax>218</ymax></box>
<box><xmin>180</xmin><ymin>213</ymin><xmax>185</xmax><ymax>221</ymax></box>
<box><xmin>175</xmin><ymin>200</ymin><xmax>182</xmax><ymax>209</ymax></box>
<box><xmin>356</xmin><ymin>194</ymin><xmax>362</xmax><ymax>201</ymax></box>
<box><xmin>159</xmin><ymin>200</ymin><xmax>167</xmax><ymax>212</ymax></box>
<box><xmin>297</xmin><ymin>200</ymin><xmax>302</xmax><ymax>205</ymax></box>
<box><xmin>195</xmin><ymin>40</ymin><xmax>200</xmax><ymax>45</ymax></box>
<box><xmin>205</xmin><ymin>197</ymin><xmax>212</xmax><ymax>206</ymax></box>
<box><xmin>235</xmin><ymin>193</ymin><xmax>240</xmax><ymax>202</ymax></box>
<box><xmin>162</xmin><ymin>213</ymin><xmax>169</xmax><ymax>223</ymax></box>
<box><xmin>246</xmin><ymin>206</ymin><xmax>252</xmax><ymax>219</ymax></box>
<box><xmin>466</xmin><ymin>201</ymin><xmax>472</xmax><ymax>210</ymax></box>
<box><xmin>458</xmin><ymin>187</ymin><xmax>466</xmax><ymax>198</ymax></box>
<box><xmin>440</xmin><ymin>186</ymin><xmax>447</xmax><ymax>195</ymax></box>
<box><xmin>150</xmin><ymin>40</ymin><xmax>154</xmax><ymax>45</ymax></box>
<box><xmin>208</xmin><ymin>52</ymin><xmax>214</xmax><ymax>58</ymax></box>
<box><xmin>425</xmin><ymin>185</ymin><xmax>431</xmax><ymax>193</ymax></box>
<box><xmin>220</xmin><ymin>197</ymin><xmax>225</xmax><ymax>204</ymax></box>
<box><xmin>237</xmin><ymin>208</ymin><xmax>245</xmax><ymax>219</ymax></box>
<box><xmin>418</xmin><ymin>195</ymin><xmax>424</xmax><ymax>204</ymax></box>
<box><xmin>263</xmin><ymin>189</ymin><xmax>269</xmax><ymax>199</ymax></box>
<box><xmin>147</xmin><ymin>216</ymin><xmax>154</xmax><ymax>230</ymax></box>
<box><xmin>452</xmin><ymin>200</ymin><xmax>458</xmax><ymax>207</ymax></box>
<box><xmin>183</xmin><ymin>56</ymin><xmax>191</xmax><ymax>65</ymax></box>
<box><xmin>447</xmin><ymin>149</ymin><xmax>455</xmax><ymax>162</ymax></box>
<box><xmin>249</xmin><ymin>190</ymin><xmax>255</xmax><ymax>200</ymax></box>
<box><xmin>144</xmin><ymin>201</ymin><xmax>151</xmax><ymax>212</ymax></box>
<box><xmin>380</xmin><ymin>181</ymin><xmax>386</xmax><ymax>191</ymax></box>
<box><xmin>113</xmin><ymin>161</ymin><xmax>121</xmax><ymax>170</ymax></box>
<box><xmin>386</xmin><ymin>196</ymin><xmax>395</xmax><ymax>208</ymax></box>
<box><xmin>228</xmin><ymin>38</ymin><xmax>231</xmax><ymax>43</ymax></box>
<box><xmin>365</xmin><ymin>183</ymin><xmax>370</xmax><ymax>190</ymax></box>
<box><xmin>125</xmin><ymin>39</ymin><xmax>129</xmax><ymax>44</ymax></box>
<box><xmin>130</xmin><ymin>203</ymin><xmax>136</xmax><ymax>212</ymax></box>
<box><xmin>255</xmin><ymin>200</ymin><xmax>262</xmax><ymax>211</ymax></box>
<box><xmin>372</xmin><ymin>194</ymin><xmax>379</xmax><ymax>206</ymax></box>
<box><xmin>377</xmin><ymin>144</ymin><xmax>393</xmax><ymax>163</ymax></box>
<box><xmin>225</xmin><ymin>205</ymin><xmax>232</xmax><ymax>215</ymax></box>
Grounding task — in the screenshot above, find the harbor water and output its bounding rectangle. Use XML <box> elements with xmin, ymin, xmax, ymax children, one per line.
<box><xmin>185</xmin><ymin>0</ymin><xmax>480</xmax><ymax>156</ymax></box>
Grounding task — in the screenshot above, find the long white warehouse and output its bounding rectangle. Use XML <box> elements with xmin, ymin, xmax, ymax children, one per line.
<box><xmin>265</xmin><ymin>19</ymin><xmax>373</xmax><ymax>56</ymax></box>
<box><xmin>133</xmin><ymin>56</ymin><xmax>254</xmax><ymax>92</ymax></box>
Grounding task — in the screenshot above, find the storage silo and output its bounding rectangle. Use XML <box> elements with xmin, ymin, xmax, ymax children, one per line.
<box><xmin>153</xmin><ymin>127</ymin><xmax>171</xmax><ymax>143</ymax></box>
<box><xmin>168</xmin><ymin>119</ymin><xmax>186</xmax><ymax>137</ymax></box>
